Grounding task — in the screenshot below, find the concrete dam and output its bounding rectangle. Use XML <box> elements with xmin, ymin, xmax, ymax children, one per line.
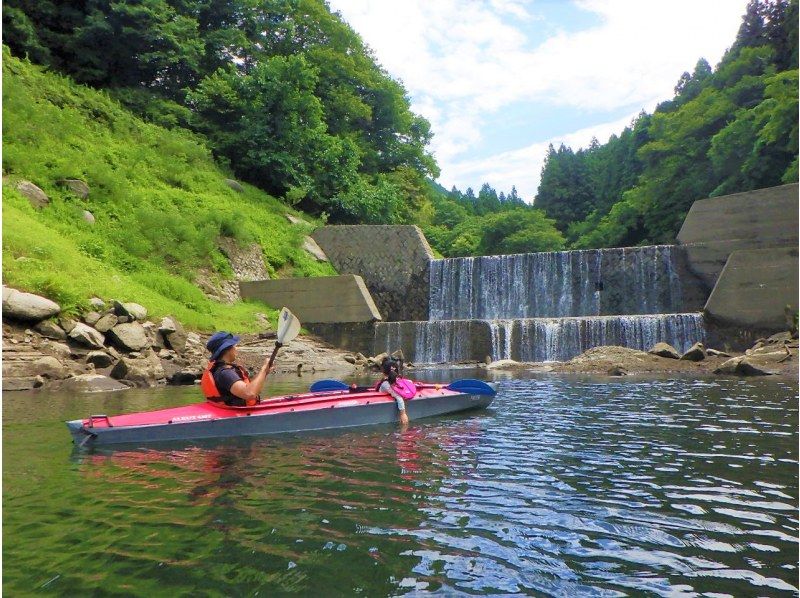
<box><xmin>241</xmin><ymin>183</ymin><xmax>798</xmax><ymax>364</ymax></box>
<box><xmin>376</xmin><ymin>246</ymin><xmax>706</xmax><ymax>363</ymax></box>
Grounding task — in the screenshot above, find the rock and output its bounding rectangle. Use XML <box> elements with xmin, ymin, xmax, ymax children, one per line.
<box><xmin>714</xmin><ymin>354</ymin><xmax>781</xmax><ymax>376</ymax></box>
<box><xmin>680</xmin><ymin>342</ymin><xmax>706</xmax><ymax>362</ymax></box>
<box><xmin>93</xmin><ymin>313</ymin><xmax>118</xmax><ymax>333</ymax></box>
<box><xmin>89</xmin><ymin>297</ymin><xmax>106</xmax><ymax>310</ymax></box>
<box><xmin>82</xmin><ymin>210</ymin><xmax>95</xmax><ymax>224</ymax></box>
<box><xmin>487</xmin><ymin>359</ymin><xmax>524</xmax><ymax>370</ymax></box>
<box><xmin>3</xmin><ymin>377</ymin><xmax>38</xmax><ymax>391</ymax></box>
<box><xmin>158</xmin><ymin>349</ymin><xmax>176</xmax><ymax>359</ymax></box>
<box><xmin>15</xmin><ymin>180</ymin><xmax>49</xmax><ymax>209</ymax></box>
<box><xmin>86</xmin><ymin>350</ymin><xmax>116</xmax><ymax>368</ymax></box>
<box><xmin>41</xmin><ymin>340</ymin><xmax>71</xmax><ymax>361</ymax></box>
<box><xmin>285</xmin><ymin>213</ymin><xmax>306</xmax><ymax>225</ymax></box>
<box><xmin>31</xmin><ymin>356</ymin><xmax>67</xmax><ymax>379</ymax></box>
<box><xmin>110</xmin><ymin>353</ymin><xmax>165</xmax><ymax>387</ymax></box>
<box><xmin>83</xmin><ymin>311</ymin><xmax>102</xmax><ymax>326</ymax></box>
<box><xmin>707</xmin><ymin>348</ymin><xmax>731</xmax><ymax>357</ymax></box>
<box><xmin>58</xmin><ymin>374</ymin><xmax>129</xmax><ymax>393</ymax></box>
<box><xmin>107</xmin><ymin>322</ymin><xmax>149</xmax><ymax>352</ymax></box>
<box><xmin>255</xmin><ymin>313</ymin><xmax>271</xmax><ymax>329</ymax></box>
<box><xmin>68</xmin><ymin>322</ymin><xmax>106</xmax><ymax>349</ymax></box>
<box><xmin>159</xmin><ymin>317</ymin><xmax>187</xmax><ymax>352</ymax></box>
<box><xmin>2</xmin><ymin>287</ymin><xmax>61</xmax><ymax>321</ymax></box>
<box><xmin>343</xmin><ymin>355</ymin><xmax>356</xmax><ymax>364</ymax></box>
<box><xmin>766</xmin><ymin>331</ymin><xmax>793</xmax><ymax>345</ymax></box>
<box><xmin>736</xmin><ymin>355</ymin><xmax>780</xmax><ymax>376</ymax></box>
<box><xmin>225</xmin><ymin>178</ymin><xmax>244</xmax><ymax>192</ymax></box>
<box><xmin>369</xmin><ymin>352</ymin><xmax>389</xmax><ymax>367</ymax></box>
<box><xmin>648</xmin><ymin>342</ymin><xmax>681</xmax><ymax>359</ymax></box>
<box><xmin>34</xmin><ymin>319</ymin><xmax>67</xmax><ymax>341</ymax></box>
<box><xmin>749</xmin><ymin>345</ymin><xmax>790</xmax><ymax>357</ymax></box>
<box><xmin>117</xmin><ymin>315</ymin><xmax>131</xmax><ymax>324</ymax></box>
<box><xmin>59</xmin><ymin>317</ymin><xmax>77</xmax><ymax>334</ymax></box>
<box><xmin>607</xmin><ymin>365</ymin><xmax>627</xmax><ymax>376</ymax></box>
<box><xmin>302</xmin><ymin>236</ymin><xmax>328</xmax><ymax>262</ymax></box>
<box><xmin>113</xmin><ymin>300</ymin><xmax>147</xmax><ymax>321</ymax></box>
<box><xmin>167</xmin><ymin>365</ymin><xmax>202</xmax><ymax>385</ymax></box>
<box><xmin>57</xmin><ymin>178</ymin><xmax>90</xmax><ymax>199</ymax></box>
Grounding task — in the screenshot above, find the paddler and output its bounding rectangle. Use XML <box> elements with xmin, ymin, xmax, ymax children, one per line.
<box><xmin>201</xmin><ymin>332</ymin><xmax>273</xmax><ymax>407</ymax></box>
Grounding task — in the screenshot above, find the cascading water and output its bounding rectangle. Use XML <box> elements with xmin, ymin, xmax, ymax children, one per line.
<box><xmin>429</xmin><ymin>245</ymin><xmax>683</xmax><ymax>319</ymax></box>
<box><xmin>375</xmin><ymin>244</ymin><xmax>706</xmax><ymax>364</ymax></box>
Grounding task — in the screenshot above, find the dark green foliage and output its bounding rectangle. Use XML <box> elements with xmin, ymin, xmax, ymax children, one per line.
<box><xmin>4</xmin><ymin>0</ymin><xmax>437</xmax><ymax>222</ymax></box>
<box><xmin>536</xmin><ymin>0</ymin><xmax>798</xmax><ymax>249</ymax></box>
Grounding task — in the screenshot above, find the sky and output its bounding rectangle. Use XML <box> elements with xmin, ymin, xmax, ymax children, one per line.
<box><xmin>326</xmin><ymin>0</ymin><xmax>750</xmax><ymax>202</ymax></box>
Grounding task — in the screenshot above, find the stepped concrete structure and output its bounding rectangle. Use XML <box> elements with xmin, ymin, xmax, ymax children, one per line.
<box><xmin>311</xmin><ymin>225</ymin><xmax>434</xmax><ymax>321</ymax></box>
<box><xmin>239</xmin><ymin>275</ymin><xmax>381</xmax><ymax>324</ymax></box>
<box><xmin>677</xmin><ymin>183</ymin><xmax>798</xmax><ymax>337</ymax></box>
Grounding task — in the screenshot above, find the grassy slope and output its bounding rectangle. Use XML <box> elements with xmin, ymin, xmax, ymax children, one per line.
<box><xmin>2</xmin><ymin>51</ymin><xmax>336</xmax><ymax>331</ymax></box>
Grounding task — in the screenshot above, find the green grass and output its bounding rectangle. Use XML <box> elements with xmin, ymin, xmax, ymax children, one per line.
<box><xmin>2</xmin><ymin>50</ymin><xmax>336</xmax><ymax>331</ymax></box>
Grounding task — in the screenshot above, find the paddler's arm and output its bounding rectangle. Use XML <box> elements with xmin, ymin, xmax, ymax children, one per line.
<box><xmin>379</xmin><ymin>381</ymin><xmax>409</xmax><ymax>425</ymax></box>
<box><xmin>230</xmin><ymin>359</ymin><xmax>273</xmax><ymax>401</ymax></box>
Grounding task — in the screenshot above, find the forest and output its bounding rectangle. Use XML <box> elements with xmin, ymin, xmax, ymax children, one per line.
<box><xmin>4</xmin><ymin>0</ymin><xmax>798</xmax><ymax>257</ymax></box>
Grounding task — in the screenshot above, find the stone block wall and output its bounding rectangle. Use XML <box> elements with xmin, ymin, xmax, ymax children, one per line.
<box><xmin>312</xmin><ymin>225</ymin><xmax>434</xmax><ymax>321</ymax></box>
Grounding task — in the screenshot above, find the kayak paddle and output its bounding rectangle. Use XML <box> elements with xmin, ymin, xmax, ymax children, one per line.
<box><xmin>309</xmin><ymin>378</ymin><xmax>496</xmax><ymax>396</ymax></box>
<box><xmin>268</xmin><ymin>307</ymin><xmax>301</xmax><ymax>368</ymax></box>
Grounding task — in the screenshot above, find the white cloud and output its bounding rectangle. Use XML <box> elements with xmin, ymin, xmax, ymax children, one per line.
<box><xmin>328</xmin><ymin>0</ymin><xmax>747</xmax><ymax>197</ymax></box>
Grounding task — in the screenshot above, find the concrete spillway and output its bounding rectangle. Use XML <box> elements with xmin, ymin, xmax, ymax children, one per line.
<box><xmin>376</xmin><ymin>245</ymin><xmax>706</xmax><ymax>363</ymax></box>
<box><xmin>375</xmin><ymin>313</ymin><xmax>705</xmax><ymax>363</ymax></box>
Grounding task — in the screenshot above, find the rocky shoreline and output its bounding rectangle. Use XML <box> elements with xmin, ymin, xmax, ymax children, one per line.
<box><xmin>2</xmin><ymin>286</ymin><xmax>358</xmax><ymax>393</ymax></box>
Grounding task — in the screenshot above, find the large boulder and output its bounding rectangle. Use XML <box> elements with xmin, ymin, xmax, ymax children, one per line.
<box><xmin>3</xmin><ymin>287</ymin><xmax>61</xmax><ymax>321</ymax></box>
<box><xmin>714</xmin><ymin>353</ymin><xmax>783</xmax><ymax>376</ymax></box>
<box><xmin>57</xmin><ymin>178</ymin><xmax>90</xmax><ymax>199</ymax></box>
<box><xmin>34</xmin><ymin>319</ymin><xmax>67</xmax><ymax>341</ymax></box>
<box><xmin>680</xmin><ymin>342</ymin><xmax>707</xmax><ymax>362</ymax></box>
<box><xmin>159</xmin><ymin>317</ymin><xmax>187</xmax><ymax>352</ymax></box>
<box><xmin>107</xmin><ymin>322</ymin><xmax>149</xmax><ymax>352</ymax></box>
<box><xmin>58</xmin><ymin>374</ymin><xmax>129</xmax><ymax>393</ymax></box>
<box><xmin>82</xmin><ymin>210</ymin><xmax>95</xmax><ymax>225</ymax></box>
<box><xmin>113</xmin><ymin>301</ymin><xmax>147</xmax><ymax>321</ymax></box>
<box><xmin>110</xmin><ymin>352</ymin><xmax>165</xmax><ymax>387</ymax></box>
<box><xmin>15</xmin><ymin>180</ymin><xmax>49</xmax><ymax>209</ymax></box>
<box><xmin>68</xmin><ymin>322</ymin><xmax>106</xmax><ymax>349</ymax></box>
<box><xmin>31</xmin><ymin>356</ymin><xmax>67</xmax><ymax>379</ymax></box>
<box><xmin>648</xmin><ymin>342</ymin><xmax>681</xmax><ymax>359</ymax></box>
<box><xmin>225</xmin><ymin>178</ymin><xmax>244</xmax><ymax>192</ymax></box>
<box><xmin>89</xmin><ymin>297</ymin><xmax>106</xmax><ymax>310</ymax></box>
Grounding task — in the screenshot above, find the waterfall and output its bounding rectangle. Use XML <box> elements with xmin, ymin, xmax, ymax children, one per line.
<box><xmin>429</xmin><ymin>245</ymin><xmax>683</xmax><ymax>320</ymax></box>
<box><xmin>374</xmin><ymin>313</ymin><xmax>705</xmax><ymax>364</ymax></box>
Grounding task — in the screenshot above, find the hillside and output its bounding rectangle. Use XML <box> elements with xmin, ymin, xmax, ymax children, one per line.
<box><xmin>2</xmin><ymin>51</ymin><xmax>336</xmax><ymax>331</ymax></box>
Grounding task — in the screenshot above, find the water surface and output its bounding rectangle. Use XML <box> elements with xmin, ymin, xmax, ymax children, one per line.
<box><xmin>3</xmin><ymin>372</ymin><xmax>798</xmax><ymax>596</ymax></box>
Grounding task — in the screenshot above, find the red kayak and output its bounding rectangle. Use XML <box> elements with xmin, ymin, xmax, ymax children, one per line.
<box><xmin>66</xmin><ymin>379</ymin><xmax>496</xmax><ymax>447</ymax></box>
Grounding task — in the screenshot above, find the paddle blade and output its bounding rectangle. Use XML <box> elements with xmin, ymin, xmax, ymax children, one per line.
<box><xmin>446</xmin><ymin>379</ymin><xmax>497</xmax><ymax>396</ymax></box>
<box><xmin>276</xmin><ymin>307</ymin><xmax>301</xmax><ymax>344</ymax></box>
<box><xmin>309</xmin><ymin>379</ymin><xmax>350</xmax><ymax>392</ymax></box>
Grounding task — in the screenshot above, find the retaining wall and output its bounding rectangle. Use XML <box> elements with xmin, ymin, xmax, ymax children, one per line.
<box><xmin>312</xmin><ymin>225</ymin><xmax>434</xmax><ymax>321</ymax></box>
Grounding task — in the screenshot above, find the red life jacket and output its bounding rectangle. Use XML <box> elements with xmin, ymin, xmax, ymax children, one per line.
<box><xmin>200</xmin><ymin>361</ymin><xmax>256</xmax><ymax>406</ymax></box>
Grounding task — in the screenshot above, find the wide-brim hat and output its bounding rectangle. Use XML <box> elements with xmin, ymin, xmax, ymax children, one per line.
<box><xmin>206</xmin><ymin>331</ymin><xmax>240</xmax><ymax>361</ymax></box>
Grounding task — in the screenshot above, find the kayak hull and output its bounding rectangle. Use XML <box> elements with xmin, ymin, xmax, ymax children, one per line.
<box><xmin>66</xmin><ymin>385</ymin><xmax>495</xmax><ymax>447</ymax></box>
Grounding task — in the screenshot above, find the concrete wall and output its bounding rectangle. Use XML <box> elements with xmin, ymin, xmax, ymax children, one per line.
<box><xmin>312</xmin><ymin>225</ymin><xmax>434</xmax><ymax>322</ymax></box>
<box><xmin>677</xmin><ymin>183</ymin><xmax>799</xmax><ymax>289</ymax></box>
<box><xmin>306</xmin><ymin>322</ymin><xmax>376</xmax><ymax>356</ymax></box>
<box><xmin>704</xmin><ymin>247</ymin><xmax>799</xmax><ymax>332</ymax></box>
<box><xmin>239</xmin><ymin>275</ymin><xmax>381</xmax><ymax>324</ymax></box>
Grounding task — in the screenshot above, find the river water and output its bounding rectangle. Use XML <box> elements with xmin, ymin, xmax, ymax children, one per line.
<box><xmin>3</xmin><ymin>372</ymin><xmax>798</xmax><ymax>596</ymax></box>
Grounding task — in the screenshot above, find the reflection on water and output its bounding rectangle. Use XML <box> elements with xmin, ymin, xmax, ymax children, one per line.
<box><xmin>3</xmin><ymin>373</ymin><xmax>798</xmax><ymax>596</ymax></box>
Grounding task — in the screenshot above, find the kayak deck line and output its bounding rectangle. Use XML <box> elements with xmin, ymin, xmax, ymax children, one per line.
<box><xmin>66</xmin><ymin>380</ymin><xmax>497</xmax><ymax>446</ymax></box>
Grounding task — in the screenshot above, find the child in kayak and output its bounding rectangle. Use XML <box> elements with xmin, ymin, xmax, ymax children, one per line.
<box><xmin>201</xmin><ymin>331</ymin><xmax>273</xmax><ymax>406</ymax></box>
<box><xmin>378</xmin><ymin>357</ymin><xmax>411</xmax><ymax>426</ymax></box>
